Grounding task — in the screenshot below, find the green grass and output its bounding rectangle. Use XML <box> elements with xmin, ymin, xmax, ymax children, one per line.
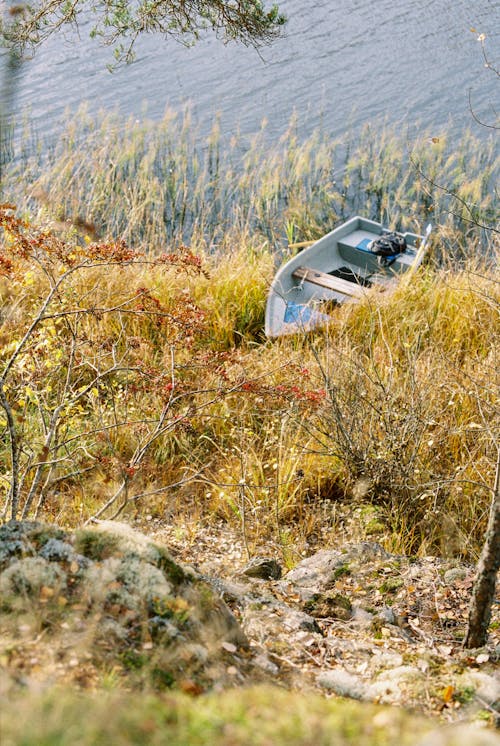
<box><xmin>0</xmin><ymin>684</ymin><xmax>435</xmax><ymax>746</ymax></box>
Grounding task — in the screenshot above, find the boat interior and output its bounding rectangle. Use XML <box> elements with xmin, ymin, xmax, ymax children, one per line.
<box><xmin>337</xmin><ymin>228</ymin><xmax>418</xmax><ymax>275</ymax></box>
<box><xmin>290</xmin><ymin>223</ymin><xmax>421</xmax><ymax>299</ymax></box>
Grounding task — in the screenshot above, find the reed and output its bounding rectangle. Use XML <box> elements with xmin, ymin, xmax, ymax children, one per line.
<box><xmin>3</xmin><ymin>107</ymin><xmax>497</xmax><ymax>260</ymax></box>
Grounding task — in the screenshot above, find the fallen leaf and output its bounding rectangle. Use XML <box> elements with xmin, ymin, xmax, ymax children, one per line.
<box><xmin>179</xmin><ymin>679</ymin><xmax>204</xmax><ymax>696</ymax></box>
<box><xmin>39</xmin><ymin>586</ymin><xmax>55</xmax><ymax>600</ymax></box>
<box><xmin>442</xmin><ymin>685</ymin><xmax>454</xmax><ymax>703</ymax></box>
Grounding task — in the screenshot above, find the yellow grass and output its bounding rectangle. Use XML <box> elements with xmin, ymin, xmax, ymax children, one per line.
<box><xmin>1</xmin><ymin>111</ymin><xmax>498</xmax><ymax>559</ymax></box>
<box><xmin>1</xmin><ymin>236</ymin><xmax>498</xmax><ymax>560</ymax></box>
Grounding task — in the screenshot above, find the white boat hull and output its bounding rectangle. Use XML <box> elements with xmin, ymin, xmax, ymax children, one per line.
<box><xmin>265</xmin><ymin>216</ymin><xmax>431</xmax><ymax>337</ymax></box>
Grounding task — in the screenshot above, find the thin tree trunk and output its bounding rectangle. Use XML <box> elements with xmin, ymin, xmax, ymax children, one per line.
<box><xmin>464</xmin><ymin>449</ymin><xmax>500</xmax><ymax>648</ymax></box>
<box><xmin>0</xmin><ymin>380</ymin><xmax>20</xmax><ymax>519</ymax></box>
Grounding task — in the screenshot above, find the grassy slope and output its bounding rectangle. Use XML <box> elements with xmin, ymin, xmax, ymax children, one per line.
<box><xmin>197</xmin><ymin>254</ymin><xmax>499</xmax><ymax>558</ymax></box>
<box><xmin>2</xmin><ymin>244</ymin><xmax>497</xmax><ymax>558</ymax></box>
<box><xmin>1</xmin><ymin>112</ymin><xmax>499</xmax><ymax>745</ymax></box>
<box><xmin>0</xmin><ymin>684</ymin><xmax>442</xmax><ymax>746</ymax></box>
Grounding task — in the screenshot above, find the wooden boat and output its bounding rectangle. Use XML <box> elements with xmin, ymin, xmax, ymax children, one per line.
<box><xmin>265</xmin><ymin>216</ymin><xmax>432</xmax><ymax>337</ymax></box>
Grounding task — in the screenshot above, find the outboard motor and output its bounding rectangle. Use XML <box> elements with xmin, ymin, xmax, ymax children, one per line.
<box><xmin>369</xmin><ymin>232</ymin><xmax>407</xmax><ymax>266</ymax></box>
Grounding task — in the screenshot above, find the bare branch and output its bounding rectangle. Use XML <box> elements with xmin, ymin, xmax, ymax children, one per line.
<box><xmin>468</xmin><ymin>88</ymin><xmax>499</xmax><ymax>131</ymax></box>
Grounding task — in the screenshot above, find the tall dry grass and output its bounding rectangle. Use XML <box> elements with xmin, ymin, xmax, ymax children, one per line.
<box><xmin>1</xmin><ymin>238</ymin><xmax>497</xmax><ymax>560</ymax></box>
<box><xmin>0</xmin><ymin>110</ymin><xmax>498</xmax><ymax>559</ymax></box>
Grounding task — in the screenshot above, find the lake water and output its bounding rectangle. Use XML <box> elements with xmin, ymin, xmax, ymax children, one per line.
<box><xmin>0</xmin><ymin>0</ymin><xmax>499</xmax><ymax>147</ymax></box>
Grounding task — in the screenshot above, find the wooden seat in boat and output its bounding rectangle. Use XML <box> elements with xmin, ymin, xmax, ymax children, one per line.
<box><xmin>292</xmin><ymin>266</ymin><xmax>366</xmax><ymax>299</ymax></box>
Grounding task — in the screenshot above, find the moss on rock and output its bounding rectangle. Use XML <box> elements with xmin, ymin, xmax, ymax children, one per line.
<box><xmin>0</xmin><ymin>520</ymin><xmax>249</xmax><ymax>691</ymax></box>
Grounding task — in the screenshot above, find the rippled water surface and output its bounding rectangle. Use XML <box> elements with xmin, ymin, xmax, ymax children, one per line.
<box><xmin>1</xmin><ymin>0</ymin><xmax>499</xmax><ymax>144</ymax></box>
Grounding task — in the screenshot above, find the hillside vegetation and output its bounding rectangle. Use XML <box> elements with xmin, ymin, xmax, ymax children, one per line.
<box><xmin>1</xmin><ymin>113</ymin><xmax>499</xmax><ymax>557</ymax></box>
<box><xmin>0</xmin><ymin>114</ymin><xmax>498</xmax><ymax>743</ymax></box>
<box><xmin>0</xmin><ymin>233</ymin><xmax>498</xmax><ymax>559</ymax></box>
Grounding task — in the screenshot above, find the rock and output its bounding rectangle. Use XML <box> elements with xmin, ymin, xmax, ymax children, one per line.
<box><xmin>378</xmin><ymin>577</ymin><xmax>404</xmax><ymax>594</ymax></box>
<box><xmin>376</xmin><ymin>606</ymin><xmax>396</xmax><ymax>625</ymax></box>
<box><xmin>456</xmin><ymin>671</ymin><xmax>500</xmax><ymax>706</ymax></box>
<box><xmin>244</xmin><ymin>601</ymin><xmax>321</xmax><ymax>643</ymax></box>
<box><xmin>367</xmin><ymin>666</ymin><xmax>425</xmax><ymax>703</ymax></box>
<box><xmin>373</xmin><ymin>652</ymin><xmax>404</xmax><ymax>670</ymax></box>
<box><xmin>380</xmin><ymin>665</ymin><xmax>424</xmax><ymax>682</ymax></box>
<box><xmin>239</xmin><ymin>557</ymin><xmax>282</xmax><ymax>580</ymax></box>
<box><xmin>416</xmin><ymin>724</ymin><xmax>500</xmax><ymax>746</ymax></box>
<box><xmin>98</xmin><ymin>618</ymin><xmax>131</xmax><ymax>643</ymax></box>
<box><xmin>350</xmin><ymin>605</ymin><xmax>374</xmax><ymax>627</ymax></box>
<box><xmin>280</xmin><ymin>606</ymin><xmax>322</xmax><ymax>633</ymax></box>
<box><xmin>39</xmin><ymin>538</ymin><xmax>90</xmax><ymax>569</ymax></box>
<box><xmin>303</xmin><ymin>592</ymin><xmax>352</xmax><ymax>620</ymax></box>
<box><xmin>0</xmin><ymin>520</ymin><xmax>251</xmax><ymax>691</ymax></box>
<box><xmin>284</xmin><ymin>543</ymin><xmax>392</xmax><ymax>594</ymax></box>
<box><xmin>345</xmin><ymin>542</ymin><xmax>393</xmax><ymax>563</ymax></box>
<box><xmin>81</xmin><ymin>555</ymin><xmax>173</xmax><ymax>610</ymax></box>
<box><xmin>179</xmin><ymin>644</ymin><xmax>210</xmax><ymax>665</ymax></box>
<box><xmin>284</xmin><ymin>549</ymin><xmax>347</xmax><ymax>589</ymax></box>
<box><xmin>149</xmin><ymin>617</ymin><xmax>182</xmax><ymax>640</ymax></box>
<box><xmin>207</xmin><ymin>577</ymin><xmax>250</xmax><ymax>605</ymax></box>
<box><xmin>0</xmin><ymin>521</ymin><xmax>66</xmax><ymax>570</ymax></box>
<box><xmin>0</xmin><ymin>537</ymin><xmax>29</xmax><ymax>569</ymax></box>
<box><xmin>443</xmin><ymin>567</ymin><xmax>468</xmax><ymax>585</ymax></box>
<box><xmin>81</xmin><ymin>519</ymin><xmax>157</xmax><ymax>556</ymax></box>
<box><xmin>253</xmin><ymin>652</ymin><xmax>279</xmax><ymax>675</ymax></box>
<box><xmin>0</xmin><ymin>556</ymin><xmax>67</xmax><ymax>609</ymax></box>
<box><xmin>317</xmin><ymin>668</ymin><xmax>368</xmax><ymax>700</ymax></box>
<box><xmin>75</xmin><ymin>521</ymin><xmax>191</xmax><ymax>585</ymax></box>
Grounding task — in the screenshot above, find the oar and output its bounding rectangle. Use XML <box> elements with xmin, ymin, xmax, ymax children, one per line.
<box><xmin>402</xmin><ymin>223</ymin><xmax>433</xmax><ymax>284</ymax></box>
<box><xmin>287</xmin><ymin>240</ymin><xmax>316</xmax><ymax>250</ymax></box>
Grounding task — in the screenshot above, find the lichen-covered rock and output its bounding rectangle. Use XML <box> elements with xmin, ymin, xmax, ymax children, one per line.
<box><xmin>243</xmin><ymin>598</ymin><xmax>321</xmax><ymax>655</ymax></box>
<box><xmin>38</xmin><ymin>538</ymin><xmax>90</xmax><ymax>569</ymax></box>
<box><xmin>0</xmin><ymin>521</ymin><xmax>66</xmax><ymax>570</ymax></box>
<box><xmin>283</xmin><ymin>549</ymin><xmax>348</xmax><ymax>590</ymax></box>
<box><xmin>82</xmin><ymin>555</ymin><xmax>173</xmax><ymax>610</ymax></box>
<box><xmin>239</xmin><ymin>557</ymin><xmax>282</xmax><ymax>580</ymax></box>
<box><xmin>283</xmin><ymin>542</ymin><xmax>393</xmax><ymax>598</ymax></box>
<box><xmin>0</xmin><ymin>520</ymin><xmax>250</xmax><ymax>692</ymax></box>
<box><xmin>303</xmin><ymin>592</ymin><xmax>352</xmax><ymax>620</ymax></box>
<box><xmin>367</xmin><ymin>666</ymin><xmax>425</xmax><ymax>704</ymax></box>
<box><xmin>376</xmin><ymin>606</ymin><xmax>396</xmax><ymax>625</ymax></box>
<box><xmin>317</xmin><ymin>668</ymin><xmax>368</xmax><ymax>700</ymax></box>
<box><xmin>350</xmin><ymin>605</ymin><xmax>374</xmax><ymax>627</ymax></box>
<box><xmin>443</xmin><ymin>568</ymin><xmax>468</xmax><ymax>585</ymax></box>
<box><xmin>415</xmin><ymin>724</ymin><xmax>500</xmax><ymax>746</ymax></box>
<box><xmin>456</xmin><ymin>671</ymin><xmax>500</xmax><ymax>707</ymax></box>
<box><xmin>0</xmin><ymin>557</ymin><xmax>67</xmax><ymax>610</ymax></box>
<box><xmin>253</xmin><ymin>651</ymin><xmax>280</xmax><ymax>675</ymax></box>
